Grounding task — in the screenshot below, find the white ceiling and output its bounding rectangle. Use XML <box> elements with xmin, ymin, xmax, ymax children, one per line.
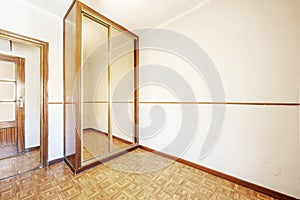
<box><xmin>20</xmin><ymin>0</ymin><xmax>207</xmax><ymax>30</ymax></box>
<box><xmin>19</xmin><ymin>0</ymin><xmax>74</xmax><ymax>18</ymax></box>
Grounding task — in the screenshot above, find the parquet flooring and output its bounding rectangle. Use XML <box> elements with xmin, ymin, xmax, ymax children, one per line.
<box><xmin>0</xmin><ymin>149</ymin><xmax>40</xmax><ymax>180</ymax></box>
<box><xmin>0</xmin><ymin>148</ymin><xmax>276</xmax><ymax>199</ymax></box>
<box><xmin>83</xmin><ymin>130</ymin><xmax>131</xmax><ymax>162</ymax></box>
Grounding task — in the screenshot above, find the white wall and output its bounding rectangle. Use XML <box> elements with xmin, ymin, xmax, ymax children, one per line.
<box><xmin>139</xmin><ymin>0</ymin><xmax>300</xmax><ymax>198</ymax></box>
<box><xmin>0</xmin><ymin>0</ymin><xmax>64</xmax><ymax>160</ymax></box>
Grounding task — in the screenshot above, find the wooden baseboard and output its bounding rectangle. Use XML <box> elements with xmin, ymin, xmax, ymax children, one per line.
<box><xmin>24</xmin><ymin>146</ymin><xmax>40</xmax><ymax>153</ymax></box>
<box><xmin>139</xmin><ymin>145</ymin><xmax>297</xmax><ymax>200</ymax></box>
<box><xmin>48</xmin><ymin>157</ymin><xmax>64</xmax><ymax>166</ymax></box>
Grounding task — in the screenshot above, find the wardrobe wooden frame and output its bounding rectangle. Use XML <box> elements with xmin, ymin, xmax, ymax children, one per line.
<box><xmin>63</xmin><ymin>0</ymin><xmax>139</xmax><ymax>173</ymax></box>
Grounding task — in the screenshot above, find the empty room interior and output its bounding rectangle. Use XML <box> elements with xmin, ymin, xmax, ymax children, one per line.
<box><xmin>0</xmin><ymin>0</ymin><xmax>299</xmax><ymax>199</ymax></box>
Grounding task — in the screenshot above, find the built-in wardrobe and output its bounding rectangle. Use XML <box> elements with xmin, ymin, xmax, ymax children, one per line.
<box><xmin>63</xmin><ymin>1</ymin><xmax>139</xmax><ymax>173</ymax></box>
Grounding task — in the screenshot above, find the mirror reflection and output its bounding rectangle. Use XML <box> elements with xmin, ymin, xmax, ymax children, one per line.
<box><xmin>110</xmin><ymin>27</ymin><xmax>135</xmax><ymax>152</ymax></box>
<box><xmin>81</xmin><ymin>14</ymin><xmax>136</xmax><ymax>165</ymax></box>
<box><xmin>82</xmin><ymin>14</ymin><xmax>109</xmax><ymax>163</ymax></box>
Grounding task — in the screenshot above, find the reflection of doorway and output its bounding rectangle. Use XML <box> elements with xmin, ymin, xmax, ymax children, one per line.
<box><xmin>0</xmin><ymin>54</ymin><xmax>25</xmax><ymax>159</ymax></box>
<box><xmin>0</xmin><ymin>29</ymin><xmax>48</xmax><ymax>180</ymax></box>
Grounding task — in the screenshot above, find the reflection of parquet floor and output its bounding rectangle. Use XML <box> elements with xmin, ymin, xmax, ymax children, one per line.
<box><xmin>0</xmin><ymin>149</ymin><xmax>40</xmax><ymax>180</ymax></box>
<box><xmin>0</xmin><ymin>148</ymin><xmax>276</xmax><ymax>199</ymax></box>
<box><xmin>83</xmin><ymin>130</ymin><xmax>131</xmax><ymax>162</ymax></box>
<box><xmin>0</xmin><ymin>145</ymin><xmax>17</xmax><ymax>160</ymax></box>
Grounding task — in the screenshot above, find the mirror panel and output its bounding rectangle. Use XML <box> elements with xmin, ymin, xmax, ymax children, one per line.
<box><xmin>81</xmin><ymin>14</ymin><xmax>109</xmax><ymax>164</ymax></box>
<box><xmin>110</xmin><ymin>27</ymin><xmax>135</xmax><ymax>152</ymax></box>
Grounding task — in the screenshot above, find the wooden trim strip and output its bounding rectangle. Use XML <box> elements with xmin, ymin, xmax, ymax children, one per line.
<box><xmin>139</xmin><ymin>101</ymin><xmax>300</xmax><ymax>106</ymax></box>
<box><xmin>0</xmin><ymin>121</ymin><xmax>16</xmax><ymax>129</ymax></box>
<box><xmin>0</xmin><ymin>100</ymin><xmax>16</xmax><ymax>103</ymax></box>
<box><xmin>41</xmin><ymin>39</ymin><xmax>49</xmax><ymax>167</ymax></box>
<box><xmin>0</xmin><ymin>79</ymin><xmax>16</xmax><ymax>83</ymax></box>
<box><xmin>63</xmin><ymin>0</ymin><xmax>76</xmax><ymax>21</ymax></box>
<box><xmin>82</xmin><ymin>101</ymin><xmax>134</xmax><ymax>104</ymax></box>
<box><xmin>0</xmin><ymin>29</ymin><xmax>47</xmax><ymax>47</ymax></box>
<box><xmin>48</xmin><ymin>102</ymin><xmax>64</xmax><ymax>105</ymax></box>
<box><xmin>75</xmin><ymin>0</ymin><xmax>83</xmax><ymax>169</ymax></box>
<box><xmin>77</xmin><ymin>1</ymin><xmax>138</xmax><ymax>39</ymax></box>
<box><xmin>139</xmin><ymin>145</ymin><xmax>298</xmax><ymax>200</ymax></box>
<box><xmin>16</xmin><ymin>57</ymin><xmax>25</xmax><ymax>153</ymax></box>
<box><xmin>24</xmin><ymin>146</ymin><xmax>40</xmax><ymax>153</ymax></box>
<box><xmin>134</xmin><ymin>38</ymin><xmax>139</xmax><ymax>145</ymax></box>
<box><xmin>48</xmin><ymin>157</ymin><xmax>64</xmax><ymax>165</ymax></box>
<box><xmin>9</xmin><ymin>40</ymin><xmax>12</xmax><ymax>51</ymax></box>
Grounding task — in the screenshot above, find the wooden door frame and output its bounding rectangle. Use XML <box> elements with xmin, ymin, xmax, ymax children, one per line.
<box><xmin>0</xmin><ymin>53</ymin><xmax>25</xmax><ymax>153</ymax></box>
<box><xmin>0</xmin><ymin>29</ymin><xmax>49</xmax><ymax>167</ymax></box>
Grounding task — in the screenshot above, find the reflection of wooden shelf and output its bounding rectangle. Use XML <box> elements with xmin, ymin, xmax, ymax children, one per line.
<box><xmin>0</xmin><ymin>100</ymin><xmax>16</xmax><ymax>103</ymax></box>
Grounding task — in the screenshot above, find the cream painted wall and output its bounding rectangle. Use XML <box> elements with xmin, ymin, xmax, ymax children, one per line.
<box><xmin>0</xmin><ymin>0</ymin><xmax>299</xmax><ymax>197</ymax></box>
<box><xmin>139</xmin><ymin>0</ymin><xmax>300</xmax><ymax>198</ymax></box>
<box><xmin>0</xmin><ymin>0</ymin><xmax>64</xmax><ymax>160</ymax></box>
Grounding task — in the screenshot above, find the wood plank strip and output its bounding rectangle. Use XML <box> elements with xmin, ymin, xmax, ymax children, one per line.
<box><xmin>12</xmin><ymin>127</ymin><xmax>16</xmax><ymax>144</ymax></box>
<box><xmin>0</xmin><ymin>121</ymin><xmax>16</xmax><ymax>129</ymax></box>
<box><xmin>139</xmin><ymin>101</ymin><xmax>300</xmax><ymax>106</ymax></box>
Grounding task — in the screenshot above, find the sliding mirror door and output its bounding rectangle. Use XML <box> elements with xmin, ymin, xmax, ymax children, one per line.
<box><xmin>110</xmin><ymin>27</ymin><xmax>136</xmax><ymax>152</ymax></box>
<box><xmin>82</xmin><ymin>14</ymin><xmax>109</xmax><ymax>164</ymax></box>
<box><xmin>64</xmin><ymin>1</ymin><xmax>139</xmax><ymax>172</ymax></box>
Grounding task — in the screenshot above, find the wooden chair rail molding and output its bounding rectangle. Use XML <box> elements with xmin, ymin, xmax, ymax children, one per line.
<box><xmin>48</xmin><ymin>101</ymin><xmax>300</xmax><ymax>106</ymax></box>
<box><xmin>48</xmin><ymin>102</ymin><xmax>64</xmax><ymax>105</ymax></box>
<box><xmin>139</xmin><ymin>145</ymin><xmax>298</xmax><ymax>200</ymax></box>
<box><xmin>139</xmin><ymin>101</ymin><xmax>300</xmax><ymax>106</ymax></box>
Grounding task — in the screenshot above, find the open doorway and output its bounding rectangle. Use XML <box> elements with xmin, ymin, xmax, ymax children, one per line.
<box><xmin>0</xmin><ymin>29</ymin><xmax>48</xmax><ymax>180</ymax></box>
<box><xmin>0</xmin><ymin>54</ymin><xmax>25</xmax><ymax>159</ymax></box>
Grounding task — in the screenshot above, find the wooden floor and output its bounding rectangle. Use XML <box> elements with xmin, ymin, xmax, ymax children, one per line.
<box><xmin>0</xmin><ymin>148</ymin><xmax>276</xmax><ymax>199</ymax></box>
<box><xmin>83</xmin><ymin>129</ymin><xmax>132</xmax><ymax>162</ymax></box>
<box><xmin>0</xmin><ymin>149</ymin><xmax>40</xmax><ymax>180</ymax></box>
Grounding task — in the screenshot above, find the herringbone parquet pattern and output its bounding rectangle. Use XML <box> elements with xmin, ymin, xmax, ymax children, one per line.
<box><xmin>0</xmin><ymin>149</ymin><xmax>276</xmax><ymax>199</ymax></box>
